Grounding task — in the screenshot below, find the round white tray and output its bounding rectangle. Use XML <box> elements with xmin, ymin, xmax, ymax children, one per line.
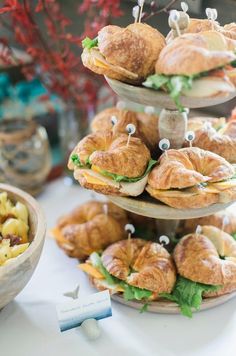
<box><xmin>106</xmin><ymin>77</ymin><xmax>236</xmax><ymax>110</ymax></box>
<box><xmin>109</xmin><ymin>194</ymin><xmax>233</xmax><ymax>220</ymax></box>
<box><xmin>111</xmin><ymin>291</ymin><xmax>236</xmax><ymax>314</ymax></box>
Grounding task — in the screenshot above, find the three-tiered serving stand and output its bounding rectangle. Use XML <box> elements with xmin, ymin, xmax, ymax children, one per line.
<box><xmin>104</xmin><ymin>76</ymin><xmax>236</xmax><ymax>313</ymax></box>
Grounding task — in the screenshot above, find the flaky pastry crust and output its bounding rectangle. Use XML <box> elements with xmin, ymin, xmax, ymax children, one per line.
<box><xmin>82</xmin><ymin>23</ymin><xmax>165</xmax><ymax>83</ymax></box>
<box><xmin>190</xmin><ymin>126</ymin><xmax>236</xmax><ymax>163</ymax></box>
<box><xmin>174</xmin><ymin>226</ymin><xmax>236</xmax><ymax>296</ymax></box>
<box><xmin>101</xmin><ymin>238</ymin><xmax>176</xmax><ymax>296</ymax></box>
<box><xmin>148</xmin><ymin>147</ymin><xmax>234</xmax><ymax>190</ymax></box>
<box><xmin>167</xmin><ymin>19</ymin><xmax>236</xmax><ymax>42</ymax></box>
<box><xmin>146</xmin><ymin>185</ymin><xmax>218</xmax><ymax>209</ymax></box>
<box><xmin>186</xmin><ymin>118</ymin><xmax>236</xmax><ymax>163</ymax></box>
<box><xmin>91</xmin><ymin>107</ymin><xmax>159</xmax><ymax>155</ymax></box>
<box><xmin>156</xmin><ymin>31</ymin><xmax>236</xmax><ymax>76</ymax></box>
<box><xmin>178</xmin><ymin>210</ymin><xmax>236</xmax><ymax>236</ymax></box>
<box><xmin>69</xmin><ymin>131</ymin><xmax>151</xmax><ymax>178</ymax></box>
<box><xmin>53</xmin><ymin>201</ymin><xmax>128</xmax><ymax>259</ymax></box>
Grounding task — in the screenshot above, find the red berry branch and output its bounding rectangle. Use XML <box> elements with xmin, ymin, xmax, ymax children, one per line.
<box><xmin>0</xmin><ymin>0</ymin><xmax>178</xmax><ymax>112</ymax></box>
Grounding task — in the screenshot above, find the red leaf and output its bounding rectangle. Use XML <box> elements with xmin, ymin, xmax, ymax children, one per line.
<box><xmin>35</xmin><ymin>0</ymin><xmax>44</xmax><ymax>12</ymax></box>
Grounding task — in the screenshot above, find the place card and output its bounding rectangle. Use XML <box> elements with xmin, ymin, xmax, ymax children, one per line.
<box><xmin>56</xmin><ymin>290</ymin><xmax>112</xmax><ymax>332</ymax></box>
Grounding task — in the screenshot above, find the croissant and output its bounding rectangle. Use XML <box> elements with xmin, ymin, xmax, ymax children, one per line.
<box><xmin>52</xmin><ymin>201</ymin><xmax>128</xmax><ymax>259</ymax></box>
<box><xmin>187</xmin><ymin>116</ymin><xmax>226</xmax><ymax>132</ymax></box>
<box><xmin>91</xmin><ymin>107</ymin><xmax>159</xmax><ymax>155</ymax></box>
<box><xmin>146</xmin><ymin>147</ymin><xmax>235</xmax><ymax>209</ymax></box>
<box><xmin>68</xmin><ymin>130</ymin><xmax>151</xmax><ymax>196</ymax></box>
<box><xmin>187</xmin><ymin>117</ymin><xmax>236</xmax><ymax>163</ymax></box>
<box><xmin>174</xmin><ymin>226</ymin><xmax>236</xmax><ymax>296</ymax></box>
<box><xmin>190</xmin><ymin>126</ymin><xmax>236</xmax><ymax>163</ymax></box>
<box><xmin>149</xmin><ymin>147</ymin><xmax>234</xmax><ymax>190</ymax></box>
<box><xmin>156</xmin><ymin>31</ymin><xmax>236</xmax><ymax>76</ymax></box>
<box><xmin>221</xmin><ymin>23</ymin><xmax>236</xmax><ymax>40</ymax></box>
<box><xmin>167</xmin><ymin>19</ymin><xmax>236</xmax><ymax>42</ymax></box>
<box><xmin>178</xmin><ymin>210</ymin><xmax>236</xmax><ymax>236</ymax></box>
<box><xmin>82</xmin><ymin>23</ymin><xmax>165</xmax><ymax>84</ymax></box>
<box><xmin>101</xmin><ymin>239</ymin><xmax>176</xmax><ymax>298</ymax></box>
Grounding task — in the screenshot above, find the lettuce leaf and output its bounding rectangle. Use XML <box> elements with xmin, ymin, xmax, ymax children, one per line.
<box><xmin>231</xmin><ymin>60</ymin><xmax>236</xmax><ymax>68</ymax></box>
<box><xmin>82</xmin><ymin>37</ymin><xmax>98</xmax><ymax>49</ymax></box>
<box><xmin>139</xmin><ymin>303</ymin><xmax>149</xmax><ymax>313</ymax></box>
<box><xmin>143</xmin><ymin>74</ymin><xmax>193</xmax><ymax>112</ymax></box>
<box><xmin>160</xmin><ymin>276</ymin><xmax>221</xmax><ymax>318</ymax></box>
<box><xmin>71</xmin><ymin>153</ymin><xmax>91</xmax><ymax>168</ymax></box>
<box><xmin>232</xmin><ymin>233</ymin><xmax>236</xmax><ymax>241</ymax></box>
<box><xmin>99</xmin><ymin>159</ymin><xmax>157</xmax><ymax>183</ymax></box>
<box><xmin>90</xmin><ymin>252</ymin><xmax>152</xmax><ymax>301</ymax></box>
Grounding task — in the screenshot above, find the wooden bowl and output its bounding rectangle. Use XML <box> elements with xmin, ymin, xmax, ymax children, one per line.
<box><xmin>105</xmin><ymin>77</ymin><xmax>236</xmax><ymax>110</ymax></box>
<box><xmin>0</xmin><ymin>184</ymin><xmax>46</xmax><ymax>310</ymax></box>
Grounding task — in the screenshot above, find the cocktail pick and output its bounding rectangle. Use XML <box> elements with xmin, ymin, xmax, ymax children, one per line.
<box><xmin>132</xmin><ymin>5</ymin><xmax>140</xmax><ymax>23</ymax></box>
<box><xmin>185</xmin><ymin>130</ymin><xmax>195</xmax><ymax>147</ymax></box>
<box><xmin>159</xmin><ymin>138</ymin><xmax>170</xmax><ymax>157</ymax></box>
<box><xmin>181</xmin><ymin>1</ymin><xmax>188</xmax><ymax>13</ymax></box>
<box><xmin>206</xmin><ymin>8</ymin><xmax>218</xmax><ymax>30</ymax></box>
<box><xmin>159</xmin><ymin>235</ymin><xmax>170</xmax><ymax>247</ymax></box>
<box><xmin>195</xmin><ymin>225</ymin><xmax>202</xmax><ymax>238</ymax></box>
<box><xmin>144</xmin><ymin>106</ymin><xmax>155</xmax><ymax>115</ymax></box>
<box><xmin>203</xmin><ymin>121</ymin><xmax>213</xmax><ymax>137</ymax></box>
<box><xmin>125</xmin><ymin>223</ymin><xmax>135</xmax><ymax>262</ymax></box>
<box><xmin>126</xmin><ymin>123</ymin><xmax>136</xmax><ymax>146</ymax></box>
<box><xmin>138</xmin><ymin>0</ymin><xmax>145</xmax><ymax>23</ymax></box>
<box><xmin>103</xmin><ymin>203</ymin><xmax>108</xmax><ymax>216</ymax></box>
<box><xmin>63</xmin><ymin>285</ymin><xmax>80</xmax><ymax>300</ymax></box>
<box><xmin>116</xmin><ymin>100</ymin><xmax>126</xmax><ymax>110</ymax></box>
<box><xmin>169</xmin><ymin>10</ymin><xmax>181</xmax><ymax>37</ymax></box>
<box><xmin>222</xmin><ymin>215</ymin><xmax>230</xmax><ymax>232</ymax></box>
<box><xmin>111</xmin><ymin>115</ymin><xmax>118</xmax><ymax>126</ymax></box>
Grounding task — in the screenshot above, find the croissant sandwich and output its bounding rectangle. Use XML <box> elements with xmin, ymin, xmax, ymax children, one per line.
<box><xmin>68</xmin><ymin>131</ymin><xmax>156</xmax><ymax>196</ymax></box>
<box><xmin>166</xmin><ymin>19</ymin><xmax>236</xmax><ymax>42</ymax></box>
<box><xmin>178</xmin><ymin>210</ymin><xmax>236</xmax><ymax>236</ymax></box>
<box><xmin>79</xmin><ymin>238</ymin><xmax>176</xmax><ymax>301</ymax></box>
<box><xmin>81</xmin><ymin>23</ymin><xmax>165</xmax><ymax>84</ymax></box>
<box><xmin>144</xmin><ymin>31</ymin><xmax>236</xmax><ymax>110</ymax></box>
<box><xmin>174</xmin><ymin>225</ymin><xmax>236</xmax><ymax>298</ymax></box>
<box><xmin>91</xmin><ymin>107</ymin><xmax>159</xmax><ymax>155</ymax></box>
<box><xmin>186</xmin><ymin>118</ymin><xmax>236</xmax><ymax>163</ymax></box>
<box><xmin>51</xmin><ymin>201</ymin><xmax>128</xmax><ymax>259</ymax></box>
<box><xmin>159</xmin><ymin>225</ymin><xmax>236</xmax><ymax>317</ymax></box>
<box><xmin>146</xmin><ymin>147</ymin><xmax>236</xmax><ymax>209</ymax></box>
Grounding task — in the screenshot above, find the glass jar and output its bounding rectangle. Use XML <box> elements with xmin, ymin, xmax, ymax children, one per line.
<box><xmin>0</xmin><ymin>119</ymin><xmax>51</xmax><ymax>195</ymax></box>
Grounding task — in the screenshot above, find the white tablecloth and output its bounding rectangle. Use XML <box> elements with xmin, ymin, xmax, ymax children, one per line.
<box><xmin>1</xmin><ymin>178</ymin><xmax>236</xmax><ymax>356</ymax></box>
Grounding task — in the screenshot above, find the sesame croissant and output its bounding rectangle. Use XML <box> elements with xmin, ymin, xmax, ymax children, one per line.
<box><xmin>82</xmin><ymin>23</ymin><xmax>165</xmax><ymax>84</ymax></box>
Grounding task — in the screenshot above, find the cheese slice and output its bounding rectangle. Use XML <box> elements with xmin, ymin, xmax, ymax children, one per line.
<box><xmin>94</xmin><ymin>57</ymin><xmax>109</xmax><ymax>69</ymax></box>
<box><xmin>78</xmin><ymin>263</ymin><xmax>104</xmax><ymax>280</ymax></box>
<box><xmin>92</xmin><ymin>49</ymin><xmax>138</xmax><ymax>80</ymax></box>
<box><xmin>74</xmin><ymin>169</ymin><xmax>119</xmax><ymax>187</ymax></box>
<box><xmin>149</xmin><ymin>185</ymin><xmax>219</xmax><ymax>197</ymax></box>
<box><xmin>74</xmin><ymin>169</ymin><xmax>147</xmax><ymax>196</ymax></box>
<box><xmin>182</xmin><ymin>77</ymin><xmax>235</xmax><ymax>98</ymax></box>
<box><xmin>120</xmin><ymin>175</ymin><xmax>148</xmax><ymax>196</ymax></box>
<box><xmin>95</xmin><ymin>279</ymin><xmax>124</xmax><ymax>293</ymax></box>
<box><xmin>210</xmin><ymin>179</ymin><xmax>236</xmax><ymax>191</ymax></box>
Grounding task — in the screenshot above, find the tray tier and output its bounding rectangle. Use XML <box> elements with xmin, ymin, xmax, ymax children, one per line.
<box><xmin>106</xmin><ymin>77</ymin><xmax>236</xmax><ymax>110</ymax></box>
<box><xmin>112</xmin><ymin>291</ymin><xmax>236</xmax><ymax>314</ymax></box>
<box><xmin>109</xmin><ymin>194</ymin><xmax>233</xmax><ymax>220</ymax></box>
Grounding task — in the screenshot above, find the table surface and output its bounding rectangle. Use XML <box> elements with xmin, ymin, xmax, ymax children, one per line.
<box><xmin>1</xmin><ymin>178</ymin><xmax>236</xmax><ymax>356</ymax></box>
